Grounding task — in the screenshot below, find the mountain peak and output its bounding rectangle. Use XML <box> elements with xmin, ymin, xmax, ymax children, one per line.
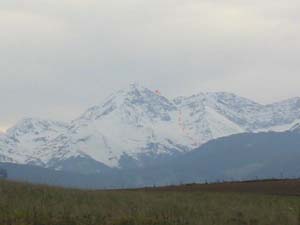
<box><xmin>121</xmin><ymin>83</ymin><xmax>153</xmax><ymax>98</ymax></box>
<box><xmin>120</xmin><ymin>83</ymin><xmax>168</xmax><ymax>102</ymax></box>
<box><xmin>127</xmin><ymin>83</ymin><xmax>146</xmax><ymax>91</ymax></box>
<box><xmin>78</xmin><ymin>84</ymin><xmax>175</xmax><ymax>122</ymax></box>
<box><xmin>7</xmin><ymin>117</ymin><xmax>68</xmax><ymax>137</ymax></box>
<box><xmin>101</xmin><ymin>83</ymin><xmax>156</xmax><ymax>106</ymax></box>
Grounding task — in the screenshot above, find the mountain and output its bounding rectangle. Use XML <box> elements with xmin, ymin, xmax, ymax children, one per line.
<box><xmin>63</xmin><ymin>84</ymin><xmax>189</xmax><ymax>169</ymax></box>
<box><xmin>175</xmin><ymin>93</ymin><xmax>300</xmax><ymax>133</ymax></box>
<box><xmin>120</xmin><ymin>131</ymin><xmax>300</xmax><ymax>187</ymax></box>
<box><xmin>0</xmin><ymin>84</ymin><xmax>300</xmax><ymax>173</ymax></box>
<box><xmin>161</xmin><ymin>131</ymin><xmax>300</xmax><ymax>184</ymax></box>
<box><xmin>0</xmin><ymin>118</ymin><xmax>113</xmax><ymax>174</ymax></box>
<box><xmin>132</xmin><ymin>131</ymin><xmax>300</xmax><ymax>187</ymax></box>
<box><xmin>2</xmin><ymin>131</ymin><xmax>300</xmax><ymax>189</ymax></box>
<box><xmin>0</xmin><ymin>118</ymin><xmax>66</xmax><ymax>164</ymax></box>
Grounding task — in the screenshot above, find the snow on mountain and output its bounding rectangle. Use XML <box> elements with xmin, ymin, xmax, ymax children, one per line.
<box><xmin>0</xmin><ymin>132</ymin><xmax>16</xmax><ymax>163</ymax></box>
<box><xmin>173</xmin><ymin>92</ymin><xmax>250</xmax><ymax>145</ymax></box>
<box><xmin>1</xmin><ymin>84</ymin><xmax>300</xmax><ymax>172</ymax></box>
<box><xmin>59</xmin><ymin>84</ymin><xmax>190</xmax><ymax>167</ymax></box>
<box><xmin>0</xmin><ymin>118</ymin><xmax>69</xmax><ymax>166</ymax></box>
<box><xmin>175</xmin><ymin>93</ymin><xmax>300</xmax><ymax>133</ymax></box>
<box><xmin>253</xmin><ymin>97</ymin><xmax>300</xmax><ymax>131</ymax></box>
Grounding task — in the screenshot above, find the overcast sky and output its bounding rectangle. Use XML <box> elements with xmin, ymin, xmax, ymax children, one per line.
<box><xmin>1</xmin><ymin>0</ymin><xmax>300</xmax><ymax>130</ymax></box>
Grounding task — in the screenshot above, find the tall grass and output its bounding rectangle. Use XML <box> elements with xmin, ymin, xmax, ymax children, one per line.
<box><xmin>0</xmin><ymin>180</ymin><xmax>299</xmax><ymax>225</ymax></box>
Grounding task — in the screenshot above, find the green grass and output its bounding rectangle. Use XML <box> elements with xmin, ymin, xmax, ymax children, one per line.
<box><xmin>0</xmin><ymin>180</ymin><xmax>300</xmax><ymax>225</ymax></box>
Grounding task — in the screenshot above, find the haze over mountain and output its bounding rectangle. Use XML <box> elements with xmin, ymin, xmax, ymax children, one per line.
<box><xmin>0</xmin><ymin>84</ymin><xmax>300</xmax><ymax>175</ymax></box>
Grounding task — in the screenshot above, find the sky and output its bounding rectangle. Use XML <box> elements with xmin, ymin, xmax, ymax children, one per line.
<box><xmin>1</xmin><ymin>0</ymin><xmax>300</xmax><ymax>131</ymax></box>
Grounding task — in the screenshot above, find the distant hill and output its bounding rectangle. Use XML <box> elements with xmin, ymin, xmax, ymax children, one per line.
<box><xmin>107</xmin><ymin>131</ymin><xmax>300</xmax><ymax>187</ymax></box>
<box><xmin>0</xmin><ymin>162</ymin><xmax>117</xmax><ymax>189</ymax></box>
<box><xmin>155</xmin><ymin>131</ymin><xmax>300</xmax><ymax>184</ymax></box>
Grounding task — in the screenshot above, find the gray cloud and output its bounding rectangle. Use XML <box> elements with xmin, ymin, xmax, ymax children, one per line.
<box><xmin>1</xmin><ymin>0</ymin><xmax>300</xmax><ymax>130</ymax></box>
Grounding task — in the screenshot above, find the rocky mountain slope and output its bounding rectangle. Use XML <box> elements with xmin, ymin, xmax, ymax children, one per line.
<box><xmin>0</xmin><ymin>84</ymin><xmax>300</xmax><ymax>173</ymax></box>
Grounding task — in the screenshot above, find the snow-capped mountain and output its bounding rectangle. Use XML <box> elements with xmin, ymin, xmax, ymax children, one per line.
<box><xmin>0</xmin><ymin>118</ymin><xmax>69</xmax><ymax>165</ymax></box>
<box><xmin>175</xmin><ymin>93</ymin><xmax>300</xmax><ymax>133</ymax></box>
<box><xmin>1</xmin><ymin>84</ymin><xmax>300</xmax><ymax>173</ymax></box>
<box><xmin>54</xmin><ymin>84</ymin><xmax>190</xmax><ymax>168</ymax></box>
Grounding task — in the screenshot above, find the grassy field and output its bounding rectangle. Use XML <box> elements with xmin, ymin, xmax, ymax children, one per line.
<box><xmin>142</xmin><ymin>179</ymin><xmax>300</xmax><ymax>195</ymax></box>
<box><xmin>0</xmin><ymin>180</ymin><xmax>300</xmax><ymax>225</ymax></box>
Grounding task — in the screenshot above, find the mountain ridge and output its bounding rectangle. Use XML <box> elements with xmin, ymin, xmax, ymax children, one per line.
<box><xmin>1</xmin><ymin>84</ymin><xmax>300</xmax><ymax>173</ymax></box>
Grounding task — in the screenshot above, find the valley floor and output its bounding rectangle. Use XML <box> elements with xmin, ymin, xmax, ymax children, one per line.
<box><xmin>0</xmin><ymin>179</ymin><xmax>300</xmax><ymax>225</ymax></box>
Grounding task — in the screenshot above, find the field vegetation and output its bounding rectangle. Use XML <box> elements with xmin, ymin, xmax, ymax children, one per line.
<box><xmin>0</xmin><ymin>179</ymin><xmax>300</xmax><ymax>225</ymax></box>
